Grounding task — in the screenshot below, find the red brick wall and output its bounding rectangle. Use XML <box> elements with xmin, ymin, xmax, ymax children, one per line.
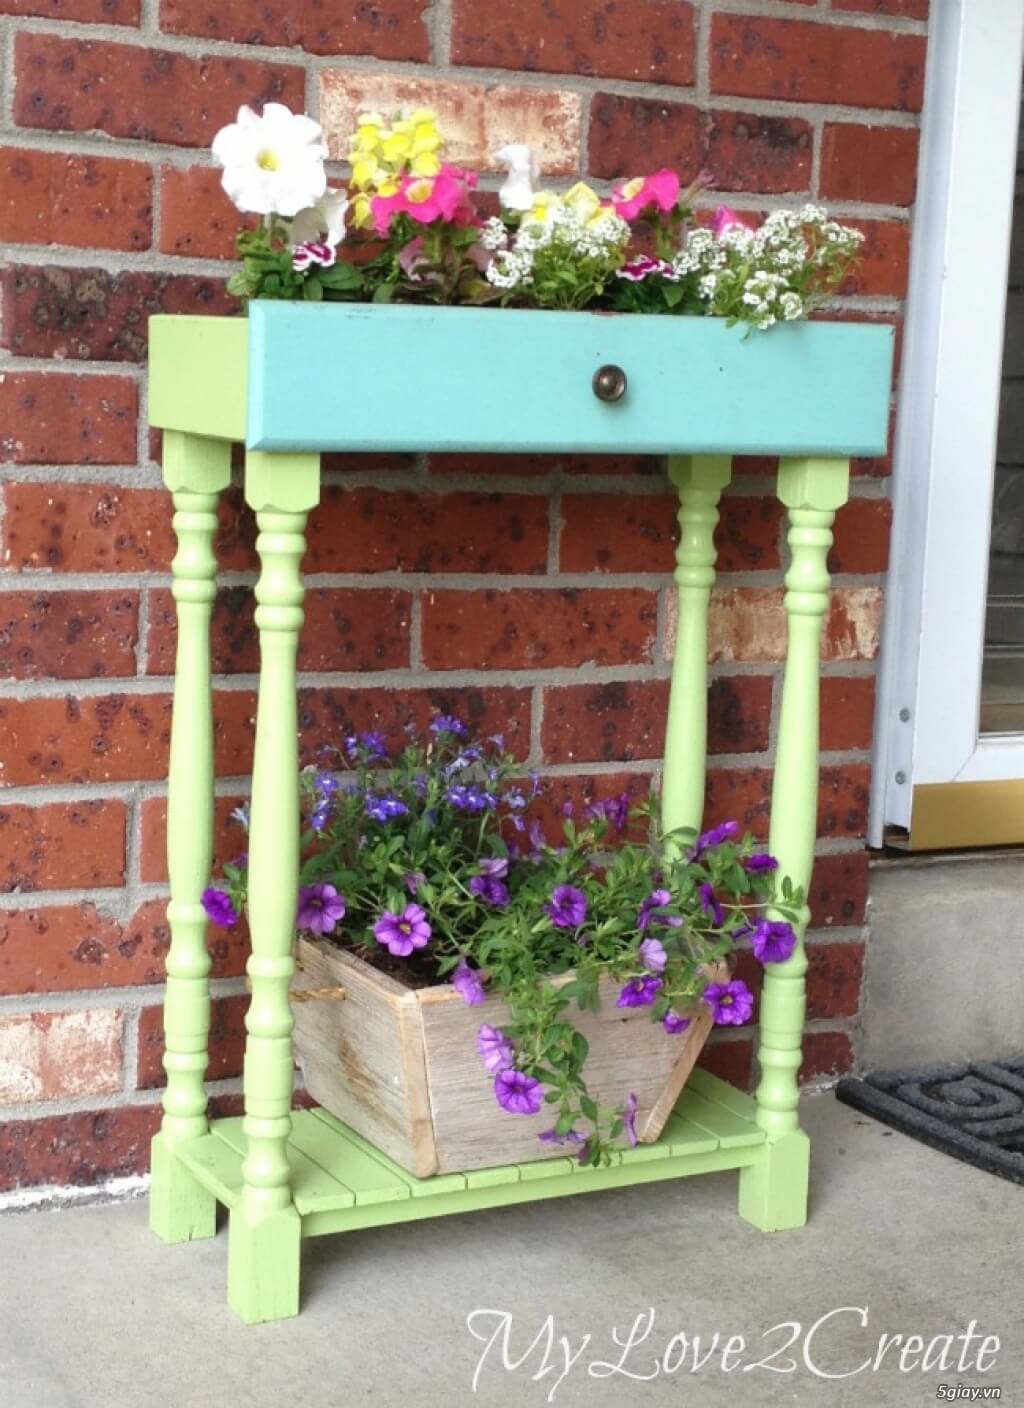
<box><xmin>0</xmin><ymin>0</ymin><xmax>926</xmax><ymax>1192</ymax></box>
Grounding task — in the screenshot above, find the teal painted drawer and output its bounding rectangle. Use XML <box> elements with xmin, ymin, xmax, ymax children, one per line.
<box><xmin>245</xmin><ymin>302</ymin><xmax>893</xmax><ymax>458</ymax></box>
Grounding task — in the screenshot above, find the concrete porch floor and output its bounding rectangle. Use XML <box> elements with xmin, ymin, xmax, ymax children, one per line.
<box><xmin>1</xmin><ymin>1093</ymin><xmax>1019</xmax><ymax>1408</ymax></box>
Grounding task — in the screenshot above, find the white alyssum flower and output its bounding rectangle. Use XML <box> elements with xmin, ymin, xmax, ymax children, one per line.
<box><xmin>494</xmin><ymin>144</ymin><xmax>539</xmax><ymax>212</ymax></box>
<box><xmin>212</xmin><ymin>103</ymin><xmax>327</xmax><ymax>217</ymax></box>
<box><xmin>479</xmin><ymin>216</ymin><xmax>510</xmax><ymax>252</ymax></box>
<box><xmin>290</xmin><ymin>189</ymin><xmax>349</xmax><ymax>248</ymax></box>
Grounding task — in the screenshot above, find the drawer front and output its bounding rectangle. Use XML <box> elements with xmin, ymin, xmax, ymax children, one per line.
<box><xmin>246</xmin><ymin>302</ymin><xmax>894</xmax><ymax>458</ymax></box>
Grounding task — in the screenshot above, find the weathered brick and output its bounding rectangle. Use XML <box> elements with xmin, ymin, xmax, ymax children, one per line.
<box><xmin>0</xmin><ymin>799</ymin><xmax>125</xmax><ymax>891</ymax></box>
<box><xmin>696</xmin><ymin>1035</ymin><xmax>753</xmax><ymax>1091</ymax></box>
<box><xmin>530</xmin><ymin>771</ymin><xmax>654</xmax><ymax>843</ymax></box>
<box><xmin>2</xmin><ymin>484</ymin><xmax>175</xmax><ymax>573</ymax></box>
<box><xmin>137</xmin><ymin>992</ymin><xmax>247</xmax><ymax>1088</ymax></box>
<box><xmin>718</xmin><ymin>496</ymin><xmax>783</xmax><ymax>571</ymax></box>
<box><xmin>710</xmin><ymin>15</ymin><xmax>926</xmax><ymax>112</ymax></box>
<box><xmin>830</xmin><ymin>498</ymin><xmax>892</xmax><ymax>574</ymax></box>
<box><xmin>589</xmin><ymin>95</ymin><xmax>704</xmax><ymax>182</ymax></box>
<box><xmin>0</xmin><ymin>0</ymin><xmax>139</xmax><ymax>19</ymax></box>
<box><xmin>683</xmin><ymin>586</ymin><xmax>883</xmax><ymax>663</ymax></box>
<box><xmin>319</xmin><ymin>70</ymin><xmax>582</xmax><ymax>175</ymax></box>
<box><xmin>735</xmin><ymin>940</ymin><xmax>864</xmax><ymax>1020</ymax></box>
<box><xmin>146</xmin><ymin>586</ymin><xmax>412</xmax><ymax>675</ymax></box>
<box><xmin>0</xmin><ymin>147</ymin><xmax>151</xmax><ymax>252</ymax></box>
<box><xmin>162</xmin><ymin>0</ymin><xmax>429</xmax><ymax>58</ymax></box>
<box><xmin>124</xmin><ymin>897</ymin><xmax>249</xmax><ymax>980</ymax></box>
<box><xmin>158</xmin><ymin>164</ymin><xmax>249</xmax><ymax>260</ymax></box>
<box><xmin>704</xmin><ymin>765</ymin><xmax>869</xmax><ymax>840</ymax></box>
<box><xmin>0</xmin><ymin>1009</ymin><xmax>122</xmax><ymax>1105</ymax></box>
<box><xmin>705</xmin><ymin>109</ymin><xmax>813</xmax><ymax>194</ymax></box>
<box><xmin>839</xmin><ymin>219</ymin><xmax>911</xmax><ymax>299</ymax></box>
<box><xmin>308</xmin><ymin>489</ymin><xmax>549</xmax><ymax>575</ymax></box>
<box><xmin>559</xmin><ymin>493</ymin><xmax>780</xmax><ymax>574</ymax></box>
<box><xmin>452</xmin><ymin>0</ymin><xmax>695</xmax><ymax>86</ymax></box>
<box><xmin>821</xmin><ymin>123</ymin><xmax>919</xmax><ymax>207</ymax></box>
<box><xmin>821</xmin><ymin>676</ymin><xmax>876</xmax><ymax>751</ymax></box>
<box><xmin>834</xmin><ymin>0</ymin><xmax>927</xmax><ymax>16</ymax></box>
<box><xmin>808</xmin><ymin>850</ymin><xmax>869</xmax><ymax>929</ymax></box>
<box><xmin>139</xmin><ymin>794</ymin><xmax>248</xmax><ymax>885</ymax></box>
<box><xmin>14</xmin><ymin>35</ymin><xmax>304</xmax><ymax>147</ymax></box>
<box><xmin>297</xmin><ymin>686</ymin><xmax>533</xmax><ymax>761</ymax></box>
<box><xmin>421</xmin><ymin>588</ymin><xmax>658</xmax><ymax>671</ymax></box>
<box><xmin>800</xmin><ymin>1029</ymin><xmax>854</xmax><ymax>1082</ymax></box>
<box><xmin>0</xmin><ymin>690</ymin><xmax>256</xmax><ymax>787</ymax></box>
<box><xmin>0</xmin><ymin>590</ymin><xmax>137</xmax><ymax>679</ymax></box>
<box><xmin>0</xmin><ymin>374</ymin><xmax>137</xmax><ymax>466</ymax></box>
<box><xmin>0</xmin><ymin>266</ymin><xmax>234</xmax><ymax>362</ymax></box>
<box><xmin>0</xmin><ymin>1104</ymin><xmax>160</xmax><ymax>1189</ymax></box>
<box><xmin>818</xmin><ymin>763</ymin><xmax>871</xmax><ymax>839</ymax></box>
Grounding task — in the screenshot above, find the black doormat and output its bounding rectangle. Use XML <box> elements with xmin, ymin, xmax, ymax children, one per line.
<box><xmin>835</xmin><ymin>1057</ymin><xmax>1024</xmax><ymax>1185</ymax></box>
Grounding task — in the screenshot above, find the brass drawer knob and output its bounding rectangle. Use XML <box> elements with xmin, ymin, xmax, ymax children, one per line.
<box><xmin>593</xmin><ymin>364</ymin><xmax>628</xmax><ymax>402</ymax></box>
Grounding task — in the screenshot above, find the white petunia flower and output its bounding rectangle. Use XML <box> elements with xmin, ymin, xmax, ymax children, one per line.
<box><xmin>290</xmin><ymin>189</ymin><xmax>349</xmax><ymax>248</ymax></box>
<box><xmin>212</xmin><ymin>103</ymin><xmax>327</xmax><ymax>218</ymax></box>
<box><xmin>495</xmin><ymin>143</ymin><xmax>539</xmax><ymax>212</ymax></box>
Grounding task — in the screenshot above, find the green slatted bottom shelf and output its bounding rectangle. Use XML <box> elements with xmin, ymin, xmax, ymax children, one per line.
<box><xmin>176</xmin><ymin>1069</ymin><xmax>767</xmax><ymax>1240</ymax></box>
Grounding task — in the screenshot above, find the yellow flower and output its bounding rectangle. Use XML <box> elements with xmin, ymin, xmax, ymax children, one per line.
<box><xmin>350</xmin><ymin>155</ymin><xmax>385</xmax><ymax>190</ymax></box>
<box><xmin>350</xmin><ymin>192</ymin><xmax>374</xmax><ymax>228</ymax></box>
<box><xmin>410</xmin><ymin>149</ymin><xmax>442</xmax><ymax>178</ymax></box>
<box><xmin>527</xmin><ymin>190</ymin><xmax>562</xmax><ymax>224</ymax></box>
<box><xmin>563</xmin><ymin>181</ymin><xmax>608</xmax><ymax>227</ymax></box>
<box><xmin>381</xmin><ymin>128</ymin><xmax>413</xmax><ymax>167</ymax></box>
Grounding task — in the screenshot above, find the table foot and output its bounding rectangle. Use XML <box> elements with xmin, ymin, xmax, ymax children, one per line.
<box><xmin>149</xmin><ymin>1132</ymin><xmax>217</xmax><ymax>1245</ymax></box>
<box><xmin>228</xmin><ymin>1202</ymin><xmax>302</xmax><ymax>1324</ymax></box>
<box><xmin>737</xmin><ymin>1128</ymin><xmax>810</xmax><ymax>1232</ymax></box>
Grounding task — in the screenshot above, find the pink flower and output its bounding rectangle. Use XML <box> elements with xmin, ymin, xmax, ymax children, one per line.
<box><xmin>371</xmin><ymin>166</ymin><xmax>478</xmax><ymax>235</ymax></box>
<box><xmin>618</xmin><ymin>255</ymin><xmax>680</xmax><ymax>283</ymax></box>
<box><xmin>292</xmin><ymin>240</ymin><xmax>336</xmax><ymax>272</ymax></box>
<box><xmin>612</xmin><ymin>169</ymin><xmax>681</xmax><ymax>221</ymax></box>
<box><xmin>710</xmin><ymin>204</ymin><xmax>751</xmax><ymax>237</ymax></box>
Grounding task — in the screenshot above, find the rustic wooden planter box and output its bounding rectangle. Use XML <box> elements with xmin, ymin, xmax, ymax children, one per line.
<box><xmin>292</xmin><ymin>936</ymin><xmax>724</xmax><ymax>1177</ymax></box>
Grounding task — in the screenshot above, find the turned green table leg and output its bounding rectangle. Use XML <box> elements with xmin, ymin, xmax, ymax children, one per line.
<box><xmin>662</xmin><ymin>455</ymin><xmax>732</xmax><ymax>841</ymax></box>
<box><xmin>227</xmin><ymin>450</ymin><xmax>320</xmax><ymax>1325</ymax></box>
<box><xmin>739</xmin><ymin>456</ymin><xmax>850</xmax><ymax>1233</ymax></box>
<box><xmin>150</xmin><ymin>430</ymin><xmax>231</xmax><ymax>1245</ymax></box>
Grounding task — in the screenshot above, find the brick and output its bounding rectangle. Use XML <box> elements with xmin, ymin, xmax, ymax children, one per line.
<box><xmin>421</xmin><ymin>588</ymin><xmax>657</xmax><ymax>671</ymax></box>
<box><xmin>821</xmin><ymin>123</ymin><xmax>919</xmax><ymax>207</ymax></box>
<box><xmin>139</xmin><ymin>794</ymin><xmax>248</xmax><ymax>885</ymax></box>
<box><xmin>0</xmin><ymin>590</ymin><xmax>137</xmax><ymax>680</ymax></box>
<box><xmin>800</xmin><ymin>1029</ymin><xmax>854</xmax><ymax>1082</ymax></box>
<box><xmin>529</xmin><ymin>771</ymin><xmax>654</xmax><ymax>844</ymax></box>
<box><xmin>0</xmin><ymin>147</ymin><xmax>151</xmax><ymax>252</ymax></box>
<box><xmin>3</xmin><ymin>484</ymin><xmax>172</xmax><ymax>572</ymax></box>
<box><xmin>319</xmin><ymin>71</ymin><xmax>582</xmax><ymax>175</ymax></box>
<box><xmin>297</xmin><ymin>686</ymin><xmax>533</xmax><ymax>762</ymax></box>
<box><xmin>735</xmin><ymin>940</ymin><xmax>864</xmax><ymax>1021</ymax></box>
<box><xmin>705</xmin><ymin>109</ymin><xmax>813</xmax><ymax>194</ymax></box>
<box><xmin>158</xmin><ymin>165</ymin><xmax>249</xmax><ymax>260</ymax></box>
<box><xmin>0</xmin><ymin>373</ymin><xmax>137</xmax><ymax>466</ymax></box>
<box><xmin>589</xmin><ymin>95</ymin><xmax>704</xmax><ymax>182</ymax></box>
<box><xmin>0</xmin><ymin>690</ymin><xmax>257</xmax><ymax>787</ymax></box>
<box><xmin>830</xmin><ymin>498</ymin><xmax>891</xmax><ymax>574</ymax></box>
<box><xmin>696</xmin><ymin>1035</ymin><xmax>753</xmax><ymax>1091</ymax></box>
<box><xmin>717</xmin><ymin>496</ymin><xmax>783</xmax><ymax>571</ymax></box>
<box><xmin>839</xmin><ymin>219</ymin><xmax>911</xmax><ymax>299</ymax></box>
<box><xmin>452</xmin><ymin>0</ymin><xmax>695</xmax><ymax>86</ymax></box>
<box><xmin>122</xmin><ymin>896</ymin><xmax>249</xmax><ymax>980</ymax></box>
<box><xmin>0</xmin><ymin>1104</ymin><xmax>159</xmax><ymax>1190</ymax></box>
<box><xmin>308</xmin><ymin>489</ymin><xmax>549</xmax><ymax>575</ymax></box>
<box><xmin>0</xmin><ymin>799</ymin><xmax>126</xmax><ymax>891</ymax></box>
<box><xmin>162</xmin><ymin>0</ymin><xmax>429</xmax><ymax>58</ymax></box>
<box><xmin>704</xmin><ymin>765</ymin><xmax>869</xmax><ymax>840</ymax></box>
<box><xmin>0</xmin><ymin>1009</ymin><xmax>122</xmax><ymax>1105</ymax></box>
<box><xmin>146</xmin><ymin>586</ymin><xmax>412</xmax><ymax>675</ymax></box>
<box><xmin>686</xmin><ymin>586</ymin><xmax>883</xmax><ymax>663</ymax></box>
<box><xmin>0</xmin><ymin>0</ymin><xmax>139</xmax><ymax>18</ymax></box>
<box><xmin>820</xmin><ymin>676</ymin><xmax>876</xmax><ymax>751</ymax></box>
<box><xmin>809</xmin><ymin>850</ymin><xmax>869</xmax><ymax>929</ymax></box>
<box><xmin>14</xmin><ymin>35</ymin><xmax>304</xmax><ymax>147</ymax></box>
<box><xmin>710</xmin><ymin>15</ymin><xmax>926</xmax><ymax>112</ymax></box>
<box><xmin>559</xmin><ymin>492</ymin><xmax>780</xmax><ymax>574</ymax></box>
<box><xmin>818</xmin><ymin>763</ymin><xmax>871</xmax><ymax>839</ymax></box>
<box><xmin>137</xmin><ymin>992</ymin><xmax>247</xmax><ymax>1088</ymax></box>
<box><xmin>542</xmin><ymin>676</ymin><xmax>772</xmax><ymax>763</ymax></box>
<box><xmin>834</xmin><ymin>0</ymin><xmax>927</xmax><ymax>16</ymax></box>
<box><xmin>0</xmin><ymin>266</ymin><xmax>234</xmax><ymax>362</ymax></box>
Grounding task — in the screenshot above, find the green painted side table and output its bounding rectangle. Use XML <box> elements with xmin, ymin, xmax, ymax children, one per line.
<box><xmin>147</xmin><ymin>304</ymin><xmax>894</xmax><ymax>1323</ymax></box>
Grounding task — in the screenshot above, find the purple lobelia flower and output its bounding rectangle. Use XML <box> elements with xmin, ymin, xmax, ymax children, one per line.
<box><xmin>468</xmin><ymin>874</ymin><xmax>510</xmax><ymax>908</ymax></box>
<box><xmin>751</xmin><ymin>919</ymin><xmax>798</xmax><ymax>965</ymax></box>
<box><xmin>538</xmin><ymin>1127</ymin><xmax>587</xmax><ymax>1147</ymax></box>
<box><xmin>477</xmin><ymin>1024</ymin><xmax>515</xmax><ymax>1074</ymax></box>
<box><xmin>638</xmin><ymin>937</ymin><xmax>668</xmax><ymax>974</ymax></box>
<box><xmin>494</xmin><ymin>1069</ymin><xmax>543</xmax><ymax>1116</ymax></box>
<box><xmin>662</xmin><ymin>1010</ymin><xmax>691</xmax><ymax>1035</ymax></box>
<box><xmin>296</xmin><ymin>883</ymin><xmax>346</xmax><ymax>936</ymax></box>
<box><xmin>314</xmin><ymin>771</ymin><xmax>340</xmax><ymax>797</ymax></box>
<box><xmin>230</xmin><ymin>803</ymin><xmax>250</xmax><ymax>830</ymax></box>
<box><xmin>621</xmin><ymin>1092</ymin><xmax>639</xmax><ymax>1148</ymax></box>
<box><xmin>364</xmin><ymin>792</ymin><xmax>410</xmax><ymax>823</ymax></box>
<box><xmin>345</xmin><ymin>730</ymin><xmax>388</xmax><ymax>762</ymax></box>
<box><xmin>202</xmin><ymin>887</ymin><xmax>238</xmax><ymax>929</ymax></box>
<box><xmin>373</xmin><ymin>903</ymin><xmax>431</xmax><ymax>957</ymax></box>
<box><xmin>430</xmin><ymin>713</ymin><xmax>468</xmax><ymax>738</ymax></box>
<box><xmin>617</xmin><ymin>975</ymin><xmax>663</xmax><ymax>1009</ymax></box>
<box><xmin>699</xmin><ymin>883</ymin><xmax>725</xmax><ymax>927</ymax></box>
<box><xmin>446</xmin><ymin>783</ymin><xmax>494</xmax><ymax>814</ymax></box>
<box><xmin>744</xmin><ymin>852</ymin><xmax>779</xmax><ymax>873</ymax></box>
<box><xmin>702</xmin><ymin>978</ymin><xmax>755</xmax><ymax>1026</ymax></box>
<box><xmin>452</xmin><ymin>960</ymin><xmax>486</xmax><ymax>1005</ymax></box>
<box><xmin>546</xmin><ymin>884</ymin><xmax>588</xmax><ymax>929</ymax></box>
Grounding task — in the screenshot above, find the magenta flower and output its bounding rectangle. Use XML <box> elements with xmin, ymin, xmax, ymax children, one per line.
<box><xmin>638</xmin><ymin>937</ymin><xmax>668</xmax><ymax>974</ymax></box>
<box><xmin>296</xmin><ymin>883</ymin><xmax>345</xmax><ymax>936</ymax></box>
<box><xmin>663</xmin><ymin>1010</ymin><xmax>691</xmax><ymax>1035</ymax></box>
<box><xmin>617</xmin><ymin>975</ymin><xmax>663</xmax><ymax>1009</ymax></box>
<box><xmin>452</xmin><ymin>960</ymin><xmax>486</xmax><ymax>1006</ymax></box>
<box><xmin>292</xmin><ymin>240</ymin><xmax>336</xmax><ymax>272</ymax></box>
<box><xmin>745</xmin><ymin>852</ymin><xmax>779</xmax><ymax>873</ymax></box>
<box><xmin>201</xmin><ymin>887</ymin><xmax>238</xmax><ymax>929</ymax></box>
<box><xmin>477</xmin><ymin>1024</ymin><xmax>515</xmax><ymax>1074</ymax></box>
<box><xmin>751</xmin><ymin>919</ymin><xmax>798</xmax><ymax>965</ymax></box>
<box><xmin>699</xmin><ymin>883</ymin><xmax>725</xmax><ymax>927</ymax></box>
<box><xmin>373</xmin><ymin>902</ymin><xmax>431</xmax><ymax>957</ymax></box>
<box><xmin>494</xmin><ymin>1068</ymin><xmax>544</xmax><ymax>1116</ymax></box>
<box><xmin>618</xmin><ymin>255</ymin><xmax>680</xmax><ymax>283</ymax></box>
<box><xmin>710</xmin><ymin>204</ymin><xmax>750</xmax><ymax>237</ymax></box>
<box><xmin>702</xmin><ymin>979</ymin><xmax>755</xmax><ymax>1026</ymax></box>
<box><xmin>547</xmin><ymin>884</ymin><xmax>588</xmax><ymax>929</ymax></box>
<box><xmin>622</xmin><ymin>1091</ymin><xmax>639</xmax><ymax>1148</ymax></box>
<box><xmin>612</xmin><ymin>169</ymin><xmax>681</xmax><ymax>221</ymax></box>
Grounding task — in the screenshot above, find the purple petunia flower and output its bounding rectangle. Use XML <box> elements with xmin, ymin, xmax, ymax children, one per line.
<box><xmin>430</xmin><ymin>713</ymin><xmax>467</xmax><ymax>738</ymax></box>
<box><xmin>547</xmin><ymin>884</ymin><xmax>588</xmax><ymax>929</ymax></box>
<box><xmin>468</xmin><ymin>874</ymin><xmax>510</xmax><ymax>908</ymax></box>
<box><xmin>364</xmin><ymin>792</ymin><xmax>410</xmax><ymax>823</ymax></box>
<box><xmin>477</xmin><ymin>1024</ymin><xmax>515</xmax><ymax>1074</ymax></box>
<box><xmin>751</xmin><ymin>918</ymin><xmax>798</xmax><ymax>965</ymax></box>
<box><xmin>403</xmin><ymin>870</ymin><xmax>425</xmax><ymax>895</ymax></box>
<box><xmin>637</xmin><ymin>889</ymin><xmax>682</xmax><ymax>932</ymax></box>
<box><xmin>617</xmin><ymin>975</ymin><xmax>664</xmax><ymax>1009</ymax></box>
<box><xmin>622</xmin><ymin>1092</ymin><xmax>639</xmax><ymax>1148</ymax></box>
<box><xmin>452</xmin><ymin>960</ymin><xmax>486</xmax><ymax>1006</ymax></box>
<box><xmin>692</xmin><ymin>819</ymin><xmax>740</xmax><ymax>857</ymax></box>
<box><xmin>662</xmin><ymin>1010</ymin><xmax>691</xmax><ymax>1035</ymax></box>
<box><xmin>699</xmin><ymin>882</ymin><xmax>725</xmax><ymax>927</ymax></box>
<box><xmin>202</xmin><ymin>887</ymin><xmax>238</xmax><ymax>929</ymax></box>
<box><xmin>583</xmin><ymin>791</ymin><xmax>631</xmax><ymax>833</ymax></box>
<box><xmin>494</xmin><ymin>1068</ymin><xmax>544</xmax><ymax>1116</ymax></box>
<box><xmin>702</xmin><ymin>979</ymin><xmax>755</xmax><ymax>1026</ymax></box>
<box><xmin>638</xmin><ymin>937</ymin><xmax>668</xmax><ymax>974</ymax></box>
<box><xmin>538</xmin><ymin>1127</ymin><xmax>587</xmax><ymax>1147</ymax></box>
<box><xmin>373</xmin><ymin>903</ymin><xmax>431</xmax><ymax>957</ymax></box>
<box><xmin>479</xmin><ymin>857</ymin><xmax>509</xmax><ymax>879</ymax></box>
<box><xmin>296</xmin><ymin>883</ymin><xmax>346</xmax><ymax>936</ymax></box>
<box><xmin>745</xmin><ymin>852</ymin><xmax>779</xmax><ymax>873</ymax></box>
